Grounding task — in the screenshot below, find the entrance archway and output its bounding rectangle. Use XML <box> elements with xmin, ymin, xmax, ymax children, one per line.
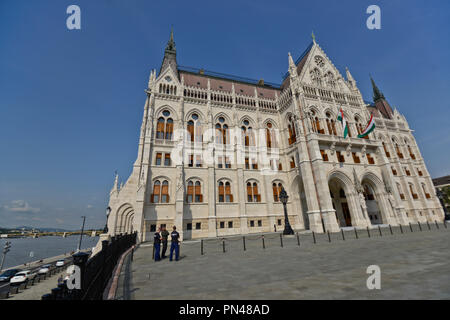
<box><xmin>361</xmin><ymin>175</ymin><xmax>385</xmax><ymax>225</ymax></box>
<box><xmin>328</xmin><ymin>172</ymin><xmax>357</xmax><ymax>228</ymax></box>
<box><xmin>115</xmin><ymin>203</ymin><xmax>135</xmax><ymax>234</ymax></box>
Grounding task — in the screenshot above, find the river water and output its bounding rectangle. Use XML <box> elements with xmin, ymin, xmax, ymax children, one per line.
<box><xmin>0</xmin><ymin>236</ymin><xmax>99</xmax><ymax>269</ymax></box>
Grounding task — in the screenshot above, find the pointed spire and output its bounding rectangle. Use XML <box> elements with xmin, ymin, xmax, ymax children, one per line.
<box><xmin>288</xmin><ymin>52</ymin><xmax>295</xmax><ymax>69</ymax></box>
<box><xmin>111</xmin><ymin>171</ymin><xmax>119</xmax><ymax>194</ymax></box>
<box><xmin>311</xmin><ymin>31</ymin><xmax>316</xmax><ymax>44</ymax></box>
<box><xmin>165</xmin><ymin>27</ymin><xmax>176</xmax><ymax>53</ymax></box>
<box><xmin>371</xmin><ymin>76</ymin><xmax>385</xmax><ymax>102</ymax></box>
<box><xmin>345</xmin><ymin>67</ymin><xmax>355</xmax><ymax>83</ymax></box>
<box><xmin>159</xmin><ymin>27</ymin><xmax>178</xmax><ymax>76</ymax></box>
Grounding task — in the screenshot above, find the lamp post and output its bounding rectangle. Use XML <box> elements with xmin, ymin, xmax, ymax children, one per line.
<box><xmin>279</xmin><ymin>187</ymin><xmax>294</xmax><ymax>235</ymax></box>
<box><xmin>104</xmin><ymin>206</ymin><xmax>111</xmax><ymax>233</ymax></box>
<box><xmin>77</xmin><ymin>216</ymin><xmax>86</xmax><ymax>252</ymax></box>
<box><xmin>1</xmin><ymin>241</ymin><xmax>11</xmax><ymax>272</ymax></box>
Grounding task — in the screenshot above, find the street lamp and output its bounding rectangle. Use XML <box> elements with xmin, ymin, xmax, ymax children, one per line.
<box><xmin>104</xmin><ymin>206</ymin><xmax>111</xmax><ymax>233</ymax></box>
<box><xmin>279</xmin><ymin>187</ymin><xmax>294</xmax><ymax>235</ymax></box>
<box><xmin>1</xmin><ymin>241</ymin><xmax>11</xmax><ymax>272</ymax></box>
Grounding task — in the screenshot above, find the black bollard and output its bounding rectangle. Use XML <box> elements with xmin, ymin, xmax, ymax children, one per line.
<box><xmin>262</xmin><ymin>236</ymin><xmax>266</xmax><ymax>249</ymax></box>
<box><xmin>152</xmin><ymin>245</ymin><xmax>155</xmax><ymax>261</ymax></box>
<box><xmin>312</xmin><ymin>231</ymin><xmax>316</xmax><ymax>244</ymax></box>
<box><xmin>400</xmin><ymin>224</ymin><xmax>403</xmax><ymax>234</ymax></box>
<box><xmin>354</xmin><ymin>228</ymin><xmax>359</xmax><ymax>239</ymax></box>
<box><xmin>409</xmin><ymin>222</ymin><xmax>413</xmax><ymax>232</ymax></box>
<box><xmin>327</xmin><ymin>230</ymin><xmax>331</xmax><ymax>243</ymax></box>
<box><xmin>426</xmin><ymin>221</ymin><xmax>431</xmax><ymax>230</ymax></box>
<box><xmin>389</xmin><ymin>224</ymin><xmax>393</xmax><ymax>235</ymax></box>
<box><xmin>378</xmin><ymin>225</ymin><xmax>382</xmax><ymax>237</ymax></box>
<box><xmin>201</xmin><ymin>239</ymin><xmax>204</xmax><ymax>255</ymax></box>
<box><xmin>435</xmin><ymin>220</ymin><xmax>439</xmax><ymax>229</ymax></box>
<box><xmin>296</xmin><ymin>232</ymin><xmax>300</xmax><ymax>246</ymax></box>
<box><xmin>243</xmin><ymin>236</ymin><xmax>246</xmax><ymax>251</ymax></box>
<box><xmin>280</xmin><ymin>233</ymin><xmax>283</xmax><ymax>247</ymax></box>
<box><xmin>222</xmin><ymin>239</ymin><xmax>225</xmax><ymax>253</ymax></box>
<box><xmin>444</xmin><ymin>220</ymin><xmax>447</xmax><ymax>229</ymax></box>
<box><xmin>418</xmin><ymin>222</ymin><xmax>422</xmax><ymax>231</ymax></box>
<box><xmin>341</xmin><ymin>229</ymin><xmax>345</xmax><ymax>241</ymax></box>
<box><xmin>366</xmin><ymin>226</ymin><xmax>371</xmax><ymax>238</ymax></box>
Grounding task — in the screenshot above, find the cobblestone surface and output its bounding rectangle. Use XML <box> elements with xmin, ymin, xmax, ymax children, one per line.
<box><xmin>117</xmin><ymin>224</ymin><xmax>450</xmax><ymax>300</ymax></box>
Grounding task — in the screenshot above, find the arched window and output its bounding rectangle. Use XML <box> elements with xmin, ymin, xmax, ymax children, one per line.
<box><xmin>247</xmin><ymin>182</ymin><xmax>261</xmax><ymax>202</ymax></box>
<box><xmin>187</xmin><ymin>180</ymin><xmax>203</xmax><ymax>203</ymax></box>
<box><xmin>409</xmin><ymin>183</ymin><xmax>418</xmax><ymax>200</ymax></box>
<box><xmin>422</xmin><ymin>183</ymin><xmax>431</xmax><ymax>199</ymax></box>
<box><xmin>395</xmin><ymin>143</ymin><xmax>404</xmax><ymax>159</ymax></box>
<box><xmin>272</xmin><ymin>183</ymin><xmax>284</xmax><ymax>202</ymax></box>
<box><xmin>265</xmin><ymin>122</ymin><xmax>278</xmax><ymax>148</ymax></box>
<box><xmin>156</xmin><ymin>110</ymin><xmax>173</xmax><ymax>140</ymax></box>
<box><xmin>397</xmin><ymin>183</ymin><xmax>405</xmax><ymax>200</ymax></box>
<box><xmin>187</xmin><ymin>113</ymin><xmax>202</xmax><ymax>143</ymax></box>
<box><xmin>215</xmin><ymin>117</ymin><xmax>229</xmax><ymax>144</ymax></box>
<box><xmin>325</xmin><ymin>112</ymin><xmax>337</xmax><ymax>136</ymax></box>
<box><xmin>241</xmin><ymin>120</ymin><xmax>254</xmax><ymax>146</ymax></box>
<box><xmin>407</xmin><ymin>145</ymin><xmax>416</xmax><ymax>160</ymax></box>
<box><xmin>218</xmin><ymin>180</ymin><xmax>233</xmax><ymax>203</ymax></box>
<box><xmin>382</xmin><ymin>142</ymin><xmax>390</xmax><ymax>158</ymax></box>
<box><xmin>288</xmin><ymin>116</ymin><xmax>297</xmax><ymax>145</ymax></box>
<box><xmin>151</xmin><ymin>180</ymin><xmax>169</xmax><ymax>203</ymax></box>
<box><xmin>290</xmin><ymin>157</ymin><xmax>296</xmax><ymax>169</ymax></box>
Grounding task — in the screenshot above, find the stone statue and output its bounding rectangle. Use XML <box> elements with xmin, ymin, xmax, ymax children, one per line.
<box><xmin>358</xmin><ymin>192</ymin><xmax>368</xmax><ymax>218</ymax></box>
<box><xmin>387</xmin><ymin>191</ymin><xmax>396</xmax><ymax>217</ymax></box>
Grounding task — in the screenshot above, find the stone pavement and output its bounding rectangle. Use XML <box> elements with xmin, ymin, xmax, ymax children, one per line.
<box><xmin>116</xmin><ymin>224</ymin><xmax>450</xmax><ymax>299</ymax></box>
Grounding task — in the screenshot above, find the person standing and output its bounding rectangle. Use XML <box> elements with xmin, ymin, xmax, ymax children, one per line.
<box><xmin>160</xmin><ymin>225</ymin><xmax>169</xmax><ymax>258</ymax></box>
<box><xmin>169</xmin><ymin>226</ymin><xmax>180</xmax><ymax>261</ymax></box>
<box><xmin>154</xmin><ymin>227</ymin><xmax>162</xmax><ymax>261</ymax></box>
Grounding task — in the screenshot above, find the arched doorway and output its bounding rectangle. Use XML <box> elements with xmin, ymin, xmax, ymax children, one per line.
<box><xmin>328</xmin><ymin>173</ymin><xmax>357</xmax><ymax>228</ymax></box>
<box><xmin>361</xmin><ymin>176</ymin><xmax>385</xmax><ymax>225</ymax></box>
<box><xmin>115</xmin><ymin>203</ymin><xmax>135</xmax><ymax>235</ymax></box>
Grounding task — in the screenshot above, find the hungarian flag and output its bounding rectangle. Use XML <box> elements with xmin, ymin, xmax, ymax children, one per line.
<box><xmin>337</xmin><ymin>108</ymin><xmax>349</xmax><ymax>138</ymax></box>
<box><xmin>358</xmin><ymin>114</ymin><xmax>376</xmax><ymax>138</ymax></box>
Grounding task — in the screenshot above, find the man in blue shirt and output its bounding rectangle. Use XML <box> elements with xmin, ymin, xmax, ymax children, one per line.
<box><xmin>169</xmin><ymin>226</ymin><xmax>180</xmax><ymax>261</ymax></box>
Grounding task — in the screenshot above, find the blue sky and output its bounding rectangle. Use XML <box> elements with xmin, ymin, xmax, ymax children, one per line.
<box><xmin>1</xmin><ymin>0</ymin><xmax>449</xmax><ymax>229</ymax></box>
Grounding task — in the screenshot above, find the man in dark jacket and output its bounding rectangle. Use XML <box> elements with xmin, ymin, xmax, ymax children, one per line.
<box><xmin>160</xmin><ymin>225</ymin><xmax>169</xmax><ymax>258</ymax></box>
<box><xmin>169</xmin><ymin>226</ymin><xmax>180</xmax><ymax>261</ymax></box>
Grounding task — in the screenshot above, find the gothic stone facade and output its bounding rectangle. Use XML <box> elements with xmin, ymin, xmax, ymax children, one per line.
<box><xmin>106</xmin><ymin>33</ymin><xmax>444</xmax><ymax>242</ymax></box>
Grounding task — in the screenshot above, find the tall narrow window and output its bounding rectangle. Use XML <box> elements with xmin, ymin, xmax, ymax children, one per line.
<box><xmin>225</xmin><ymin>182</ymin><xmax>233</xmax><ymax>202</ymax></box>
<box><xmin>161</xmin><ymin>180</ymin><xmax>169</xmax><ymax>203</ymax></box>
<box><xmin>151</xmin><ymin>180</ymin><xmax>161</xmax><ymax>203</ymax></box>
<box><xmin>156</xmin><ymin>118</ymin><xmax>165</xmax><ymax>139</ymax></box>
<box><xmin>382</xmin><ymin>142</ymin><xmax>390</xmax><ymax>158</ymax></box>
<box><xmin>165</xmin><ymin>118</ymin><xmax>173</xmax><ymax>140</ymax></box>
<box><xmin>218</xmin><ymin>182</ymin><xmax>225</xmax><ymax>202</ymax></box>
<box><xmin>164</xmin><ymin>153</ymin><xmax>171</xmax><ymax>166</ymax></box>
<box><xmin>156</xmin><ymin>153</ymin><xmax>162</xmax><ymax>166</ymax></box>
<box><xmin>187</xmin><ymin>181</ymin><xmax>194</xmax><ymax>203</ymax></box>
<box><xmin>195</xmin><ymin>181</ymin><xmax>203</xmax><ymax>202</ymax></box>
<box><xmin>273</xmin><ymin>183</ymin><xmax>283</xmax><ymax>202</ymax></box>
<box><xmin>290</xmin><ymin>157</ymin><xmax>295</xmax><ymax>168</ymax></box>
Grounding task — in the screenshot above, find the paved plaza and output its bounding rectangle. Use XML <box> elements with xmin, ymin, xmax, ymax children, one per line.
<box><xmin>116</xmin><ymin>224</ymin><xmax>450</xmax><ymax>300</ymax></box>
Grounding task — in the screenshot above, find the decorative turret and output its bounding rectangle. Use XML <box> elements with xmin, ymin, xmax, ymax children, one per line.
<box><xmin>370</xmin><ymin>77</ymin><xmax>394</xmax><ymax>119</ymax></box>
<box><xmin>346</xmin><ymin>67</ymin><xmax>356</xmax><ymax>89</ymax></box>
<box><xmin>110</xmin><ymin>171</ymin><xmax>119</xmax><ymax>195</ymax></box>
<box><xmin>159</xmin><ymin>28</ymin><xmax>178</xmax><ymax>76</ymax></box>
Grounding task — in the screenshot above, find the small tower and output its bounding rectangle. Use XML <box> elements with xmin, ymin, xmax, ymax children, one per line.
<box><xmin>371</xmin><ymin>77</ymin><xmax>394</xmax><ymax>119</ymax></box>
<box><xmin>159</xmin><ymin>27</ymin><xmax>178</xmax><ymax>76</ymax></box>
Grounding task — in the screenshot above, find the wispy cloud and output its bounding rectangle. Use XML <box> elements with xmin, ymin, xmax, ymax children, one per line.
<box><xmin>1</xmin><ymin>200</ymin><xmax>41</xmax><ymax>214</ymax></box>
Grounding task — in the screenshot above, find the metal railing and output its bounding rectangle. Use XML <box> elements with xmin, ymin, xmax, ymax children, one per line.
<box><xmin>41</xmin><ymin>232</ymin><xmax>137</xmax><ymax>300</ymax></box>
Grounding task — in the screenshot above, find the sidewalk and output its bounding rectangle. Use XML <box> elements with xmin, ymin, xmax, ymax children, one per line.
<box><xmin>116</xmin><ymin>224</ymin><xmax>450</xmax><ymax>299</ymax></box>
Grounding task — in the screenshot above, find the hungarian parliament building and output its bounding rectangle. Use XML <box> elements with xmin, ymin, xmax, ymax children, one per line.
<box><xmin>106</xmin><ymin>31</ymin><xmax>444</xmax><ymax>242</ymax></box>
